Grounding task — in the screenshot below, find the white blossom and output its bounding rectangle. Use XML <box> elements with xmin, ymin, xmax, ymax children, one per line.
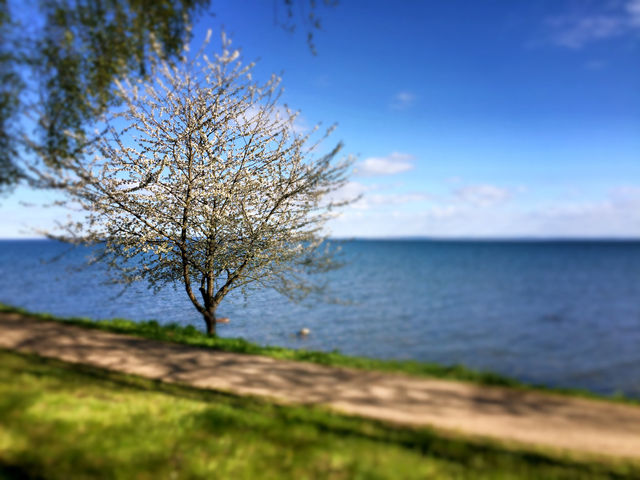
<box><xmin>32</xmin><ymin>33</ymin><xmax>354</xmax><ymax>336</ymax></box>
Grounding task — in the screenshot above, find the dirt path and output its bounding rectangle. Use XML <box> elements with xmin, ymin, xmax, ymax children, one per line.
<box><xmin>1</xmin><ymin>312</ymin><xmax>639</xmax><ymax>461</ymax></box>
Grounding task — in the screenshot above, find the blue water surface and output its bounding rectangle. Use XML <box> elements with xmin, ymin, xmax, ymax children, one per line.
<box><xmin>1</xmin><ymin>239</ymin><xmax>639</xmax><ymax>397</ymax></box>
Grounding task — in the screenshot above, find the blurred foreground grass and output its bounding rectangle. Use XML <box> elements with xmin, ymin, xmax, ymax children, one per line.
<box><xmin>0</xmin><ymin>349</ymin><xmax>638</xmax><ymax>479</ymax></box>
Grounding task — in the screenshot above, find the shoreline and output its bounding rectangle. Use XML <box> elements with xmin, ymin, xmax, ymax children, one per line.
<box><xmin>1</xmin><ymin>302</ymin><xmax>636</xmax><ymax>406</ymax></box>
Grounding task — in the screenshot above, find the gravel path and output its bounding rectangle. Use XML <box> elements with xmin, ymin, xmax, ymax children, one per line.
<box><xmin>1</xmin><ymin>312</ymin><xmax>639</xmax><ymax>461</ymax></box>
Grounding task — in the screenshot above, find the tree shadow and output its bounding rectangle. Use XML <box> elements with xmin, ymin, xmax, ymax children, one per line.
<box><xmin>2</xmin><ymin>313</ymin><xmax>640</xmax><ymax>465</ymax></box>
<box><xmin>1</xmin><ymin>348</ymin><xmax>639</xmax><ymax>479</ymax></box>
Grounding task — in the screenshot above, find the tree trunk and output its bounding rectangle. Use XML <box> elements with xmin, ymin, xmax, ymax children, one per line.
<box><xmin>203</xmin><ymin>309</ymin><xmax>216</xmax><ymax>337</ymax></box>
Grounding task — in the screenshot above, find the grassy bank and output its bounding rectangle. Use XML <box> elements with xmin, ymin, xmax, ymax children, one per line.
<box><xmin>0</xmin><ymin>303</ymin><xmax>636</xmax><ymax>405</ymax></box>
<box><xmin>1</xmin><ymin>349</ymin><xmax>638</xmax><ymax>479</ymax></box>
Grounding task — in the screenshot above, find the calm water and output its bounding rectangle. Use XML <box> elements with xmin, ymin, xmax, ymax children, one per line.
<box><xmin>1</xmin><ymin>239</ymin><xmax>639</xmax><ymax>397</ymax></box>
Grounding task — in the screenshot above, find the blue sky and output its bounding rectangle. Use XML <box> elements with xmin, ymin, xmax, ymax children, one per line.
<box><xmin>2</xmin><ymin>0</ymin><xmax>639</xmax><ymax>238</ymax></box>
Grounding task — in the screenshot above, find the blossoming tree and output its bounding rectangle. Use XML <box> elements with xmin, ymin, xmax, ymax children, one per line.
<box><xmin>37</xmin><ymin>33</ymin><xmax>352</xmax><ymax>336</ymax></box>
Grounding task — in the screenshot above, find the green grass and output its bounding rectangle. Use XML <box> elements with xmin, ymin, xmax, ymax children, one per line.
<box><xmin>0</xmin><ymin>302</ymin><xmax>636</xmax><ymax>406</ymax></box>
<box><xmin>0</xmin><ymin>349</ymin><xmax>638</xmax><ymax>479</ymax></box>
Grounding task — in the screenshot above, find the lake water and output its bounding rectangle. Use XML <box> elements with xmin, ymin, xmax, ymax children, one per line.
<box><xmin>1</xmin><ymin>239</ymin><xmax>639</xmax><ymax>398</ymax></box>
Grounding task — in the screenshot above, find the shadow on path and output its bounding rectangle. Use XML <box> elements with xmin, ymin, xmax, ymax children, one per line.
<box><xmin>1</xmin><ymin>312</ymin><xmax>639</xmax><ymax>460</ymax></box>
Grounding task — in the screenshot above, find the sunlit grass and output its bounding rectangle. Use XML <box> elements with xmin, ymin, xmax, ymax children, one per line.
<box><xmin>0</xmin><ymin>349</ymin><xmax>638</xmax><ymax>479</ymax></box>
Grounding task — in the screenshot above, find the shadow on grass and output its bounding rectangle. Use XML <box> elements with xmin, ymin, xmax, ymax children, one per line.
<box><xmin>2</xmin><ymin>349</ymin><xmax>638</xmax><ymax>480</ymax></box>
<box><xmin>0</xmin><ymin>462</ymin><xmax>46</xmax><ymax>480</ymax></box>
<box><xmin>2</xmin><ymin>311</ymin><xmax>638</xmax><ymax>447</ymax></box>
<box><xmin>5</xmin><ymin>302</ymin><xmax>637</xmax><ymax>404</ymax></box>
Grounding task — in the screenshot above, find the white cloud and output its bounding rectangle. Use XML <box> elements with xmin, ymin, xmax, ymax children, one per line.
<box><xmin>611</xmin><ymin>185</ymin><xmax>640</xmax><ymax>201</ymax></box>
<box><xmin>329</xmin><ymin>181</ymin><xmax>369</xmax><ymax>203</ymax></box>
<box><xmin>544</xmin><ymin>0</ymin><xmax>640</xmax><ymax>49</ymax></box>
<box><xmin>454</xmin><ymin>184</ymin><xmax>511</xmax><ymax>207</ymax></box>
<box><xmin>525</xmin><ymin>190</ymin><xmax>640</xmax><ymax>237</ymax></box>
<box><xmin>354</xmin><ymin>192</ymin><xmax>432</xmax><ymax>211</ymax></box>
<box><xmin>328</xmin><ymin>181</ymin><xmax>432</xmax><ymax>212</ymax></box>
<box><xmin>367</xmin><ymin>193</ymin><xmax>432</xmax><ymax>205</ymax></box>
<box><xmin>390</xmin><ymin>91</ymin><xmax>417</xmax><ymax>110</ymax></box>
<box><xmin>328</xmin><ymin>184</ymin><xmax>640</xmax><ymax>238</ymax></box>
<box><xmin>356</xmin><ymin>152</ymin><xmax>415</xmax><ymax>177</ymax></box>
<box><xmin>628</xmin><ymin>0</ymin><xmax>640</xmax><ymax>26</ymax></box>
